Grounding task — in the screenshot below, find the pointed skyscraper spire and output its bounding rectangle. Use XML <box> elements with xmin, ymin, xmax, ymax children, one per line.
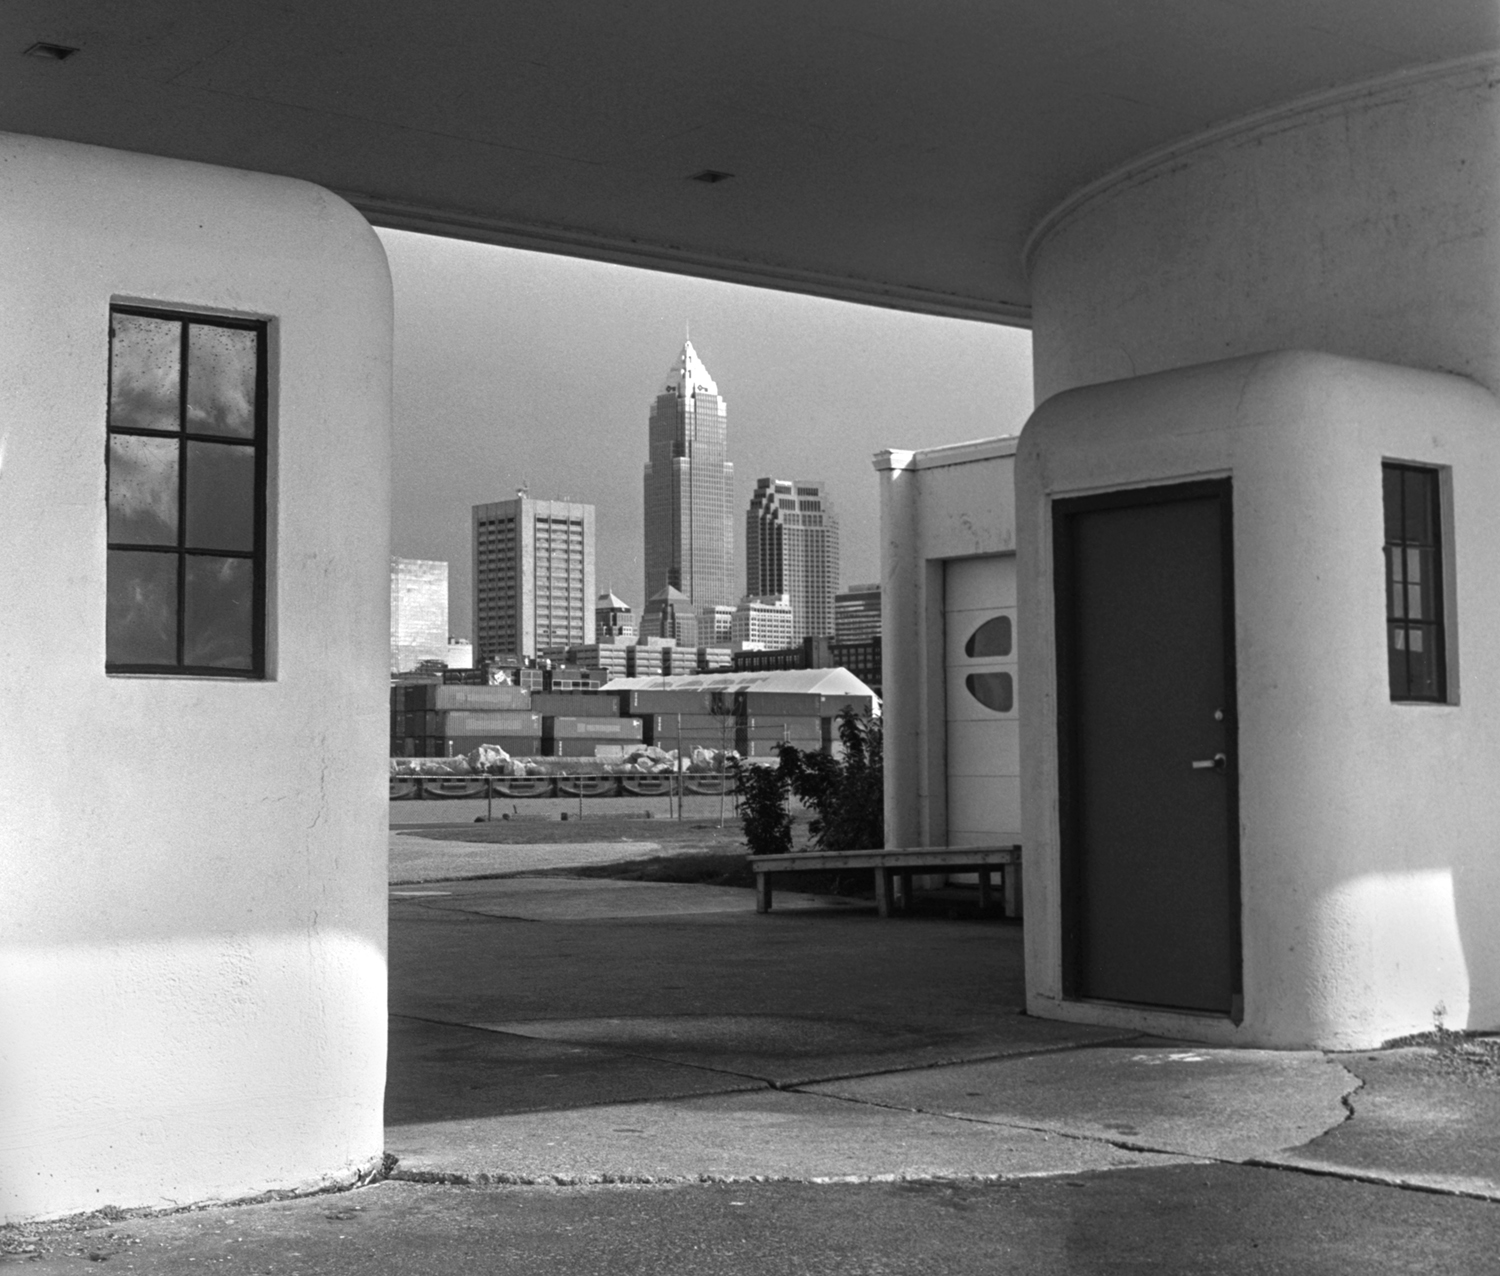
<box><xmin>644</xmin><ymin>337</ymin><xmax>734</xmax><ymax>613</ymax></box>
<box><xmin>661</xmin><ymin>336</ymin><xmax>718</xmax><ymax>396</ymax></box>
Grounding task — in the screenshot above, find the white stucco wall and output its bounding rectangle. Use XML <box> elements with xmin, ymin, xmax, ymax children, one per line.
<box><xmin>876</xmin><ymin>438</ymin><xmax>1016</xmax><ymax>848</ymax></box>
<box><xmin>1017</xmin><ymin>352</ymin><xmax>1500</xmax><ymax>1049</ymax></box>
<box><xmin>1014</xmin><ymin>53</ymin><xmax>1500</xmax><ymax>1048</ymax></box>
<box><xmin>1028</xmin><ymin>56</ymin><xmax>1500</xmax><ymax>401</ymax></box>
<box><xmin>0</xmin><ymin>134</ymin><xmax>393</xmax><ymax>1219</ymax></box>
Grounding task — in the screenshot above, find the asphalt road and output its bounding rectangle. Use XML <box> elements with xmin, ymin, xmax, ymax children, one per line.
<box><xmin>13</xmin><ymin>1168</ymin><xmax>1500</xmax><ymax>1274</ymax></box>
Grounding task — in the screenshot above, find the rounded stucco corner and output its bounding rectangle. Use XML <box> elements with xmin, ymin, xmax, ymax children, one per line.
<box><xmin>0</xmin><ymin>131</ymin><xmax>392</xmax><ymax>1221</ymax></box>
<box><xmin>1013</xmin><ymin>378</ymin><xmax>1086</xmax><ymax>483</ymax></box>
<box><xmin>295</xmin><ymin>181</ymin><xmax>395</xmax><ymax>317</ymax></box>
<box><xmin>1013</xmin><ymin>345</ymin><xmax>1500</xmax><ymax>1049</ymax></box>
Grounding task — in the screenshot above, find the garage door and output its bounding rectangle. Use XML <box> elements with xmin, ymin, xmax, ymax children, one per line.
<box><xmin>945</xmin><ymin>555</ymin><xmax>1020</xmax><ymax>847</ymax></box>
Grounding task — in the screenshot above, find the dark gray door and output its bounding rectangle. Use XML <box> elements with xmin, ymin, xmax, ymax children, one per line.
<box><xmin>1054</xmin><ymin>480</ymin><xmax>1240</xmax><ymax>1015</ymax></box>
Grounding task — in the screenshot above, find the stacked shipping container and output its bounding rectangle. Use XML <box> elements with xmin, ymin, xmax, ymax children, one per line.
<box><xmin>392</xmin><ymin>670</ymin><xmax>877</xmax><ymax>760</ymax></box>
<box><xmin>391</xmin><ymin>682</ymin><xmax>539</xmax><ymax>757</ymax></box>
<box><xmin>544</xmin><ymin>716</ymin><xmax>646</xmax><ymax>757</ymax></box>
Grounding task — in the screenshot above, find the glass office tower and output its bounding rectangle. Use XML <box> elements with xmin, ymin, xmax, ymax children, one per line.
<box><xmin>746</xmin><ymin>477</ymin><xmax>841</xmax><ymax>641</ymax></box>
<box><xmin>643</xmin><ymin>340</ymin><xmax>735</xmax><ymax>617</ymax></box>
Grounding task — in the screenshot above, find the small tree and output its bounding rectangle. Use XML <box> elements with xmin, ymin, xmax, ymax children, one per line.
<box><xmin>779</xmin><ymin>709</ymin><xmax>884</xmax><ymax>852</ymax></box>
<box><xmin>731</xmin><ymin>754</ymin><xmax>794</xmax><ymax>855</ymax></box>
<box><xmin>733</xmin><ymin>709</ymin><xmax>884</xmax><ymax>856</ymax></box>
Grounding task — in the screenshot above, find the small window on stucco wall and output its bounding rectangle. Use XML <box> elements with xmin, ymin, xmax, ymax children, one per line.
<box><xmin>105</xmin><ymin>306</ymin><xmax>267</xmax><ymax>676</ymax></box>
<box><xmin>1383</xmin><ymin>462</ymin><xmax>1446</xmax><ymax>703</ymax></box>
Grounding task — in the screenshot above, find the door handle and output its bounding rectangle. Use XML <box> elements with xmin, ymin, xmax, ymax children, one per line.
<box><xmin>1191</xmin><ymin>753</ymin><xmax>1227</xmax><ymax>772</ymax></box>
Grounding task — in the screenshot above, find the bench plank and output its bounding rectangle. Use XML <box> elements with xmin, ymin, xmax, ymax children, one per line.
<box><xmin>748</xmin><ymin>846</ymin><xmax>1020</xmax><ymax>872</ymax></box>
<box><xmin>750</xmin><ymin>845</ymin><xmax>1022</xmax><ymax>918</ymax></box>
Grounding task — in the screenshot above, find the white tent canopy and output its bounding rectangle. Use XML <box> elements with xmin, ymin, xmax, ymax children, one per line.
<box><xmin>603</xmin><ymin>666</ymin><xmax>879</xmax><ymax>710</ymax></box>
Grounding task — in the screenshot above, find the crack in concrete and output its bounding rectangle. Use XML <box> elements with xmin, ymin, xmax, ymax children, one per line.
<box><xmin>1336</xmin><ymin>1061</ymin><xmax>1369</xmax><ymax>1124</ymax></box>
<box><xmin>1244</xmin><ymin>1058</ymin><xmax>1500</xmax><ymax>1203</ymax></box>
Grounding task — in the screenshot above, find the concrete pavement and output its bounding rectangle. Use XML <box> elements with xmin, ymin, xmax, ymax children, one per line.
<box><xmin>7</xmin><ymin>868</ymin><xmax>1500</xmax><ymax>1271</ymax></box>
<box><xmin>390</xmin><ymin>827</ymin><xmax>673</xmax><ymax>883</ymax></box>
<box><xmin>15</xmin><ymin>1170</ymin><xmax>1498</xmax><ymax>1275</ymax></box>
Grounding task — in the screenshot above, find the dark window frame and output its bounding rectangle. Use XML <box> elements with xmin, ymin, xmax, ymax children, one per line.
<box><xmin>1382</xmin><ymin>462</ymin><xmax>1447</xmax><ymax>704</ymax></box>
<box><xmin>106</xmin><ymin>304</ymin><xmax>269</xmax><ymax>678</ymax></box>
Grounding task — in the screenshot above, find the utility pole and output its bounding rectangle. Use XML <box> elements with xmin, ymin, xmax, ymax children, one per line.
<box><xmin>710</xmin><ymin>698</ymin><xmax>733</xmax><ymax>827</ymax></box>
<box><xmin>675</xmin><ymin>712</ymin><xmax>684</xmax><ymax>821</ymax></box>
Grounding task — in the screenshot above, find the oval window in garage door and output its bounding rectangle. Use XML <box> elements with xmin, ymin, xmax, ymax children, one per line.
<box><xmin>964</xmin><ymin>615</ymin><xmax>1012</xmax><ymax>658</ymax></box>
<box><xmin>965</xmin><ymin>671</ymin><xmax>1013</xmax><ymax>713</ymax></box>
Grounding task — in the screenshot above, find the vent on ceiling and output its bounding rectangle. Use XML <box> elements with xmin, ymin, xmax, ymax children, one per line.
<box><xmin>688</xmin><ymin>170</ymin><xmax>734</xmax><ymax>184</ymax></box>
<box><xmin>24</xmin><ymin>42</ymin><xmax>80</xmax><ymax>60</ymax></box>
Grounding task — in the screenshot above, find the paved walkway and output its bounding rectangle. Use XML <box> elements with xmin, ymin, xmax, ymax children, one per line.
<box><xmin>389</xmin><ymin>798</ymin><xmax>744</xmax><ymax>882</ymax></box>
<box><xmin>390</xmin><ymin>827</ymin><xmax>676</xmax><ymax>883</ymax></box>
<box><xmin>10</xmin><ymin>873</ymin><xmax>1500</xmax><ymax>1272</ymax></box>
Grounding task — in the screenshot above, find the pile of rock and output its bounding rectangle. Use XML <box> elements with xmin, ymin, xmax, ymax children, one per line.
<box><xmin>389</xmin><ymin>743</ymin><xmax>742</xmax><ymax>778</ymax></box>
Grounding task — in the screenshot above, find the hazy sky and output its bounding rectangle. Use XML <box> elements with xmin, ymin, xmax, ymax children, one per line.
<box><xmin>380</xmin><ymin>229</ymin><xmax>1034</xmax><ymax>640</ymax></box>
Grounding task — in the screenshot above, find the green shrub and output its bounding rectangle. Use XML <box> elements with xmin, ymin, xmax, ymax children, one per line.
<box><xmin>769</xmin><ymin>708</ymin><xmax>884</xmax><ymax>852</ymax></box>
<box><xmin>731</xmin><ymin>755</ymin><xmax>794</xmax><ymax>856</ymax></box>
<box><xmin>733</xmin><ymin>709</ymin><xmax>884</xmax><ymax>856</ymax></box>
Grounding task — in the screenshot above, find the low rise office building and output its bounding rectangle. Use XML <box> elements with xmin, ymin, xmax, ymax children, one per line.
<box><xmin>390</xmin><ymin>557</ymin><xmax>452</xmax><ymax>673</ymax></box>
<box><xmin>595</xmin><ymin>591</ymin><xmax>636</xmax><ymax>642</ymax></box>
<box><xmin>835</xmin><ymin>583</ymin><xmax>882</xmax><ymax>645</ymax></box>
<box><xmin>731</xmin><ymin>593</ymin><xmax>794</xmax><ymax>650</ymax></box>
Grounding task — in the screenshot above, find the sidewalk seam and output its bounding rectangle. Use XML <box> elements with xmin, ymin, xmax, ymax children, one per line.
<box><xmin>401</xmin><ymin>1012</ymin><xmax>1148</xmax><ymax>1093</ymax></box>
<box><xmin>380</xmin><ymin>1165</ymin><xmax>1185</xmax><ymax>1188</ymax></box>
<box><xmin>1242</xmin><ymin>1156</ymin><xmax>1500</xmax><ymax>1204</ymax></box>
<box><xmin>794</xmin><ymin>1080</ymin><xmax>1499</xmax><ymax>1204</ymax></box>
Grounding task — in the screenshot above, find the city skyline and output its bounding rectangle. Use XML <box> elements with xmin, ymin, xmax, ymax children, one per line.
<box><xmin>381</xmin><ymin>229</ymin><xmax>1034</xmax><ymax>640</ymax></box>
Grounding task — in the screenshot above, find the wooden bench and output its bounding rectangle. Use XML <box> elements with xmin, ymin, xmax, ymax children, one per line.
<box><xmin>748</xmin><ymin>845</ymin><xmax>1022</xmax><ymax>919</ymax></box>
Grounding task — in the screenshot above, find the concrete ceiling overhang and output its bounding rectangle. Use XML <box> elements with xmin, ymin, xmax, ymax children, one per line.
<box><xmin>2</xmin><ymin>1</ymin><xmax>1496</xmax><ymax>323</ymax></box>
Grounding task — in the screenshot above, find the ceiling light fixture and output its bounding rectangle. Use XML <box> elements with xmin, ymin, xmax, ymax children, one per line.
<box><xmin>688</xmin><ymin>170</ymin><xmax>734</xmax><ymax>184</ymax></box>
<box><xmin>24</xmin><ymin>42</ymin><xmax>80</xmax><ymax>61</ymax></box>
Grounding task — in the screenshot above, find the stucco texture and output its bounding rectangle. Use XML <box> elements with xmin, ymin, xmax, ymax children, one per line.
<box><xmin>1029</xmin><ymin>59</ymin><xmax>1500</xmax><ymax>402</ymax></box>
<box><xmin>1017</xmin><ymin>351</ymin><xmax>1500</xmax><ymax>1049</ymax></box>
<box><xmin>0</xmin><ymin>133</ymin><xmax>393</xmax><ymax>1219</ymax></box>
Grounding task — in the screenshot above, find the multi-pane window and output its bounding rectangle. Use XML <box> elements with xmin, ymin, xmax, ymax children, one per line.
<box><xmin>106</xmin><ymin>307</ymin><xmax>267</xmax><ymax>676</ymax></box>
<box><xmin>1383</xmin><ymin>462</ymin><xmax>1445</xmax><ymax>702</ymax></box>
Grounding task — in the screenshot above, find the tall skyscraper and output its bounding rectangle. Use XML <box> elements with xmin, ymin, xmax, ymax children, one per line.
<box><xmin>389</xmin><ymin>557</ymin><xmax>451</xmax><ymax>672</ymax></box>
<box><xmin>745</xmin><ymin>477</ymin><xmax>841</xmax><ymax>641</ymax></box>
<box><xmin>472</xmin><ymin>496</ymin><xmax>595</xmax><ymax>663</ymax></box>
<box><xmin>643</xmin><ymin>340</ymin><xmax>734</xmax><ymax>620</ymax></box>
